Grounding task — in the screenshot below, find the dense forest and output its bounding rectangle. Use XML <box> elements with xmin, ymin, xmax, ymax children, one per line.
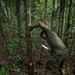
<box><xmin>0</xmin><ymin>0</ymin><xmax>75</xmax><ymax>75</ymax></box>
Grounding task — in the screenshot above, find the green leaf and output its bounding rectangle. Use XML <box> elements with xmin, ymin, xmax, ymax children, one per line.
<box><xmin>0</xmin><ymin>67</ymin><xmax>8</xmax><ymax>75</ymax></box>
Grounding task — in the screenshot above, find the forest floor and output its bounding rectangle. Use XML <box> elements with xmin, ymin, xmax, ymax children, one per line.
<box><xmin>0</xmin><ymin>47</ymin><xmax>49</xmax><ymax>75</ymax></box>
<box><xmin>0</xmin><ymin>46</ymin><xmax>75</xmax><ymax>75</ymax></box>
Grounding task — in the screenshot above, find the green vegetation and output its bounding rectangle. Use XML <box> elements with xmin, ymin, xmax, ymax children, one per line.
<box><xmin>0</xmin><ymin>0</ymin><xmax>75</xmax><ymax>75</ymax></box>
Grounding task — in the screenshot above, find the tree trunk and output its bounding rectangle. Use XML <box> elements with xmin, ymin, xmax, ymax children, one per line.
<box><xmin>16</xmin><ymin>0</ymin><xmax>22</xmax><ymax>38</ymax></box>
<box><xmin>64</xmin><ymin>0</ymin><xmax>73</xmax><ymax>47</ymax></box>
<box><xmin>24</xmin><ymin>0</ymin><xmax>34</xmax><ymax>75</ymax></box>
<box><xmin>0</xmin><ymin>19</ymin><xmax>5</xmax><ymax>51</ymax></box>
<box><xmin>44</xmin><ymin>0</ymin><xmax>47</xmax><ymax>24</ymax></box>
<box><xmin>51</xmin><ymin>0</ymin><xmax>55</xmax><ymax>31</ymax></box>
<box><xmin>0</xmin><ymin>19</ymin><xmax>5</xmax><ymax>38</ymax></box>
<box><xmin>58</xmin><ymin>0</ymin><xmax>65</xmax><ymax>38</ymax></box>
<box><xmin>72</xmin><ymin>4</ymin><xmax>75</xmax><ymax>54</ymax></box>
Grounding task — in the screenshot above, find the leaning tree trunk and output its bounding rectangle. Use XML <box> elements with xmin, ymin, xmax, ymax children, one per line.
<box><xmin>24</xmin><ymin>0</ymin><xmax>34</xmax><ymax>75</ymax></box>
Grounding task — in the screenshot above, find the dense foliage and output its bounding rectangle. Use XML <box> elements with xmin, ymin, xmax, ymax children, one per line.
<box><xmin>0</xmin><ymin>0</ymin><xmax>75</xmax><ymax>75</ymax></box>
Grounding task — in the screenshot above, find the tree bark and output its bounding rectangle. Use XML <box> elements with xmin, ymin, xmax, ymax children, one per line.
<box><xmin>16</xmin><ymin>0</ymin><xmax>22</xmax><ymax>38</ymax></box>
<box><xmin>64</xmin><ymin>0</ymin><xmax>73</xmax><ymax>47</ymax></box>
<box><xmin>58</xmin><ymin>0</ymin><xmax>65</xmax><ymax>38</ymax></box>
<box><xmin>51</xmin><ymin>0</ymin><xmax>55</xmax><ymax>31</ymax></box>
<box><xmin>44</xmin><ymin>0</ymin><xmax>47</xmax><ymax>24</ymax></box>
<box><xmin>0</xmin><ymin>19</ymin><xmax>5</xmax><ymax>38</ymax></box>
<box><xmin>0</xmin><ymin>19</ymin><xmax>5</xmax><ymax>49</ymax></box>
<box><xmin>24</xmin><ymin>0</ymin><xmax>34</xmax><ymax>75</ymax></box>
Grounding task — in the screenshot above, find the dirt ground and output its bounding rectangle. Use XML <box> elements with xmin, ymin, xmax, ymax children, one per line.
<box><xmin>0</xmin><ymin>47</ymin><xmax>75</xmax><ymax>75</ymax></box>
